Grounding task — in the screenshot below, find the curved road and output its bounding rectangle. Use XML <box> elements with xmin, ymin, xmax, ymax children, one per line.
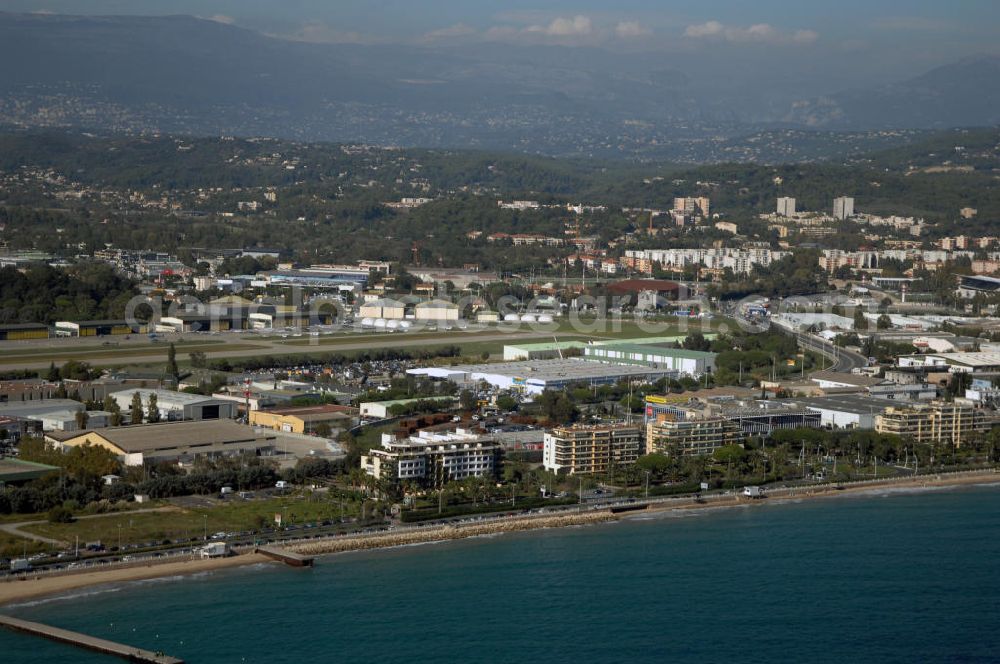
<box><xmin>794</xmin><ymin>332</ymin><xmax>868</xmax><ymax>373</ymax></box>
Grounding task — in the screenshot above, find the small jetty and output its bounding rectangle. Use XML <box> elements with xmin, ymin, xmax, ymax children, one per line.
<box><xmin>610</xmin><ymin>503</ymin><xmax>649</xmax><ymax>514</ymax></box>
<box><xmin>256</xmin><ymin>545</ymin><xmax>314</xmax><ymax>567</ymax></box>
<box><xmin>0</xmin><ymin>614</ymin><xmax>183</xmax><ymax>663</ymax></box>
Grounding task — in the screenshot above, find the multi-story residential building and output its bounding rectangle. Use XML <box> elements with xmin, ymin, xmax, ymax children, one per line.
<box><xmin>361</xmin><ymin>429</ymin><xmax>501</xmax><ymax>486</ymax></box>
<box><xmin>777</xmin><ymin>197</ymin><xmax>796</xmax><ymax>217</ymax></box>
<box><xmin>673</xmin><ymin>197</ymin><xmax>710</xmax><ymax>218</ymax></box>
<box><xmin>622</xmin><ymin>248</ymin><xmax>789</xmax><ymax>276</ymax></box>
<box><xmin>875</xmin><ymin>401</ymin><xmax>991</xmax><ymax>447</ymax></box>
<box><xmin>646</xmin><ymin>413</ymin><xmax>744</xmax><ymax>457</ymax></box>
<box><xmin>543</xmin><ymin>423</ymin><xmax>642</xmax><ymax>474</ymax></box>
<box><xmin>833</xmin><ymin>196</ymin><xmax>855</xmax><ymax>220</ymax></box>
<box><xmin>819</xmin><ymin>250</ymin><xmax>879</xmax><ymax>272</ymax></box>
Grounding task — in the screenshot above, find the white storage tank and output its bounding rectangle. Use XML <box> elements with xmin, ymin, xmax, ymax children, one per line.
<box><xmin>386</xmin><ymin>320</ymin><xmax>401</xmax><ymax>331</ymax></box>
<box><xmin>503</xmin><ymin>314</ymin><xmax>521</xmax><ymax>322</ymax></box>
<box><xmin>537</xmin><ymin>314</ymin><xmax>554</xmax><ymax>323</ymax></box>
<box><xmin>360</xmin><ymin>317</ymin><xmax>376</xmax><ymax>328</ymax></box>
<box><xmin>374</xmin><ymin>318</ymin><xmax>388</xmax><ymax>329</ymax></box>
<box><xmin>520</xmin><ymin>314</ymin><xmax>536</xmax><ymax>323</ymax></box>
<box><xmin>399</xmin><ymin>321</ymin><xmax>413</xmax><ymax>330</ymax></box>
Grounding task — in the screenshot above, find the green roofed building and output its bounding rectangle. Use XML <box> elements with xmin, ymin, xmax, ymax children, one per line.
<box><xmin>584</xmin><ymin>344</ymin><xmax>716</xmax><ymax>376</ymax></box>
<box><xmin>503</xmin><ymin>341</ymin><xmax>587</xmax><ymax>361</ymax></box>
<box><xmin>503</xmin><ymin>335</ymin><xmax>718</xmax><ymax>362</ymax></box>
<box><xmin>0</xmin><ymin>458</ymin><xmax>60</xmax><ymax>485</ymax></box>
<box><xmin>593</xmin><ymin>334</ymin><xmax>717</xmax><ymax>347</ymax></box>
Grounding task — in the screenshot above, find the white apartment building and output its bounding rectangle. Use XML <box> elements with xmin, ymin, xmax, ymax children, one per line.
<box><xmin>833</xmin><ymin>197</ymin><xmax>855</xmax><ymax>220</ymax></box>
<box><xmin>777</xmin><ymin>197</ymin><xmax>796</xmax><ymax>216</ymax></box>
<box><xmin>361</xmin><ymin>429</ymin><xmax>500</xmax><ymax>485</ymax></box>
<box><xmin>623</xmin><ymin>248</ymin><xmax>790</xmax><ymax>275</ymax></box>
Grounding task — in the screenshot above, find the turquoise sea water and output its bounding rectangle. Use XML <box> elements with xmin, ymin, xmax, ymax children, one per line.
<box><xmin>3</xmin><ymin>483</ymin><xmax>1000</xmax><ymax>663</ymax></box>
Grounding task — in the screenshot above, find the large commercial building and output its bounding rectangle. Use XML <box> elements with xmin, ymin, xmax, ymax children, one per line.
<box><xmin>408</xmin><ymin>359</ymin><xmax>675</xmax><ymax>396</ymax></box>
<box><xmin>48</xmin><ymin>420</ymin><xmax>277</xmax><ymax>466</ymax></box>
<box><xmin>358</xmin><ymin>298</ymin><xmax>405</xmax><ymax>320</ymax></box>
<box><xmin>583</xmin><ymin>344</ymin><xmax>716</xmax><ymax>376</ymax></box>
<box><xmin>0</xmin><ymin>398</ymin><xmax>96</xmax><ymax>432</ymax></box>
<box><xmin>784</xmin><ymin>395</ymin><xmax>894</xmax><ymax>430</ymax></box>
<box><xmin>502</xmin><ymin>336</ymin><xmax>718</xmax><ymax>362</ymax></box>
<box><xmin>0</xmin><ymin>323</ymin><xmax>49</xmax><ymax>341</ymax></box>
<box><xmin>414</xmin><ymin>300</ymin><xmax>460</xmax><ymax>322</ymax></box>
<box><xmin>54</xmin><ymin>320</ymin><xmax>145</xmax><ymax>337</ymax></box>
<box><xmin>249</xmin><ymin>404</ymin><xmax>356</xmax><ymax>434</ymax></box>
<box><xmin>361</xmin><ymin>429</ymin><xmax>501</xmax><ymax>486</ymax></box>
<box><xmin>109</xmin><ymin>389</ymin><xmax>238</xmax><ymax>422</ymax></box>
<box><xmin>644</xmin><ymin>396</ymin><xmax>820</xmax><ymax>437</ymax></box>
<box><xmin>543</xmin><ymin>423</ymin><xmax>642</xmax><ymax>474</ymax></box>
<box><xmin>898</xmin><ymin>352</ymin><xmax>1000</xmax><ymax>374</ymax></box>
<box><xmin>875</xmin><ymin>401</ymin><xmax>992</xmax><ymax>447</ymax></box>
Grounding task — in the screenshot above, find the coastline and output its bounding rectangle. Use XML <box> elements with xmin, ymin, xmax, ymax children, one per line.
<box><xmin>1</xmin><ymin>468</ymin><xmax>997</xmax><ymax>608</ymax></box>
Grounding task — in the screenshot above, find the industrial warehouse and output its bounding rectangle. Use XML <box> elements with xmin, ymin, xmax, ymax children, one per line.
<box><xmin>47</xmin><ymin>419</ymin><xmax>278</xmax><ymax>466</ymax></box>
<box><xmin>408</xmin><ymin>359</ymin><xmax>676</xmax><ymax>395</ymax></box>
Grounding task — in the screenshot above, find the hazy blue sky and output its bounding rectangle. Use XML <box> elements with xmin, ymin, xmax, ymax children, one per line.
<box><xmin>3</xmin><ymin>0</ymin><xmax>997</xmax><ymax>77</ymax></box>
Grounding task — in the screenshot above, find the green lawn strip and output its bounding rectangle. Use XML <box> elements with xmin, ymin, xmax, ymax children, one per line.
<box><xmin>21</xmin><ymin>495</ymin><xmax>359</xmax><ymax>546</ymax></box>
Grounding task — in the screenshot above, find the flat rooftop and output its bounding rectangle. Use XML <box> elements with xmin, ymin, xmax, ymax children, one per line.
<box><xmin>264</xmin><ymin>404</ymin><xmax>356</xmax><ymax>417</ymax></box>
<box><xmin>0</xmin><ymin>458</ymin><xmax>60</xmax><ymax>482</ymax></box>
<box><xmin>421</xmin><ymin>359</ymin><xmax>672</xmax><ymax>382</ymax></box>
<box><xmin>113</xmin><ymin>388</ymin><xmax>227</xmax><ymax>405</ymax></box>
<box><xmin>0</xmin><ymin>399</ymin><xmax>84</xmax><ymax>418</ymax></box>
<box><xmin>783</xmin><ymin>395</ymin><xmax>904</xmax><ymax>415</ymax></box>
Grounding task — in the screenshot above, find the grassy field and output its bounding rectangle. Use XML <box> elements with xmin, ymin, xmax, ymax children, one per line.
<box><xmin>21</xmin><ymin>494</ymin><xmax>361</xmax><ymax>548</ymax></box>
<box><xmin>2</xmin><ymin>342</ymin><xmax>265</xmax><ymax>363</ymax></box>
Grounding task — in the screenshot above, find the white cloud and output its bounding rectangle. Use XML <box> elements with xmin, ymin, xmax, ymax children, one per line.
<box><xmin>684</xmin><ymin>21</ymin><xmax>818</xmax><ymax>45</ymax></box>
<box><xmin>792</xmin><ymin>29</ymin><xmax>819</xmax><ymax>44</ymax></box>
<box><xmin>525</xmin><ymin>15</ymin><xmax>594</xmax><ymax>38</ymax></box>
<box><xmin>206</xmin><ymin>15</ymin><xmax>235</xmax><ymax>25</ymax></box>
<box><xmin>615</xmin><ymin>21</ymin><xmax>651</xmax><ymax>39</ymax></box>
<box><xmin>422</xmin><ymin>23</ymin><xmax>477</xmax><ymax>41</ymax></box>
<box><xmin>684</xmin><ymin>20</ymin><xmax>725</xmax><ymax>38</ymax></box>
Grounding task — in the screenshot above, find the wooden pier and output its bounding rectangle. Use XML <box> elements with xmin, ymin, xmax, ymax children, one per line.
<box><xmin>256</xmin><ymin>545</ymin><xmax>314</xmax><ymax>567</ymax></box>
<box><xmin>0</xmin><ymin>614</ymin><xmax>183</xmax><ymax>663</ymax></box>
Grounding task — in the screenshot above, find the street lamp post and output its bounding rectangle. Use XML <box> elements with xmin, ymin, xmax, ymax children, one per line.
<box><xmin>203</xmin><ymin>514</ymin><xmax>208</xmax><ymax>541</ymax></box>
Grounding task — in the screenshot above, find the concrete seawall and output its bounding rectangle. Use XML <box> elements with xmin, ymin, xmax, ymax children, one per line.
<box><xmin>287</xmin><ymin>511</ymin><xmax>617</xmax><ymax>557</ymax></box>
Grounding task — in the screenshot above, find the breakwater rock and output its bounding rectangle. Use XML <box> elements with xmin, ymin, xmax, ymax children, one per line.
<box><xmin>288</xmin><ymin>511</ymin><xmax>617</xmax><ymax>557</ymax></box>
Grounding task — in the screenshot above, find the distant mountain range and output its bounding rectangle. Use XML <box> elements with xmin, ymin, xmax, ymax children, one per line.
<box><xmin>0</xmin><ymin>12</ymin><xmax>997</xmax><ymax>159</ymax></box>
<box><xmin>785</xmin><ymin>55</ymin><xmax>1000</xmax><ymax>130</ymax></box>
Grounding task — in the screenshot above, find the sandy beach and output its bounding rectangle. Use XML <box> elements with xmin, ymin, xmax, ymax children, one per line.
<box><xmin>1</xmin><ymin>468</ymin><xmax>997</xmax><ymax>608</ymax></box>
